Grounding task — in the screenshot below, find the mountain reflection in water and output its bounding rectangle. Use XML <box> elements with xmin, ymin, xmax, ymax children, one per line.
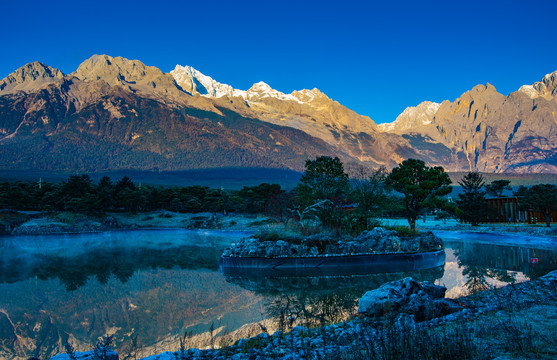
<box><xmin>0</xmin><ymin>230</ymin><xmax>556</xmax><ymax>360</ymax></box>
<box><xmin>224</xmin><ymin>266</ymin><xmax>445</xmax><ymax>328</ymax></box>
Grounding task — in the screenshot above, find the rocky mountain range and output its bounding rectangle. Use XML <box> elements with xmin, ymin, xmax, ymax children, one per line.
<box><xmin>0</xmin><ymin>54</ymin><xmax>556</xmax><ymax>174</ymax></box>
<box><xmin>382</xmin><ymin>73</ymin><xmax>557</xmax><ymax>173</ymax></box>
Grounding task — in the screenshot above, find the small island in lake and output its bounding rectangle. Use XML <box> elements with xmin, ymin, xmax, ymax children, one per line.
<box><xmin>220</xmin><ymin>227</ymin><xmax>446</xmax><ymax>273</ymax></box>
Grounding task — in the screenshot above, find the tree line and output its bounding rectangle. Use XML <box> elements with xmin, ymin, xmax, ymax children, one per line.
<box><xmin>0</xmin><ymin>175</ymin><xmax>293</xmax><ymax>216</ymax></box>
<box><xmin>2</xmin><ymin>156</ymin><xmax>556</xmax><ymax>232</ymax></box>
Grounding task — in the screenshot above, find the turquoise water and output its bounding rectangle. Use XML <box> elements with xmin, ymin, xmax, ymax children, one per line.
<box><xmin>0</xmin><ymin>229</ymin><xmax>555</xmax><ymax>359</ymax></box>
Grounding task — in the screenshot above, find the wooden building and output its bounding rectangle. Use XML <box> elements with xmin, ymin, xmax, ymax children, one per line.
<box><xmin>467</xmin><ymin>197</ymin><xmax>557</xmax><ymax>225</ymax></box>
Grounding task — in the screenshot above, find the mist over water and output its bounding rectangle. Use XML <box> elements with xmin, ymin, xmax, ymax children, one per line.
<box><xmin>0</xmin><ymin>230</ymin><xmax>555</xmax><ymax>360</ymax></box>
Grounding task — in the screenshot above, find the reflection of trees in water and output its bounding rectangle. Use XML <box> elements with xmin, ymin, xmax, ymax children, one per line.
<box><xmin>450</xmin><ymin>241</ymin><xmax>555</xmax><ymax>295</ymax></box>
<box><xmin>225</xmin><ymin>266</ymin><xmax>445</xmax><ymax>331</ymax></box>
<box><xmin>266</xmin><ymin>290</ymin><xmax>358</xmax><ymax>331</ymax></box>
<box><xmin>1</xmin><ymin>245</ymin><xmax>222</xmax><ymax>290</ymax></box>
<box><xmin>461</xmin><ymin>263</ymin><xmax>518</xmax><ymax>295</ymax></box>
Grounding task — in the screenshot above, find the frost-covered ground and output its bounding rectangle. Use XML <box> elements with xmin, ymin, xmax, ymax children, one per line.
<box><xmin>381</xmin><ymin>217</ymin><xmax>557</xmax><ymax>249</ymax></box>
<box><xmin>435</xmin><ymin>229</ymin><xmax>557</xmax><ymax>250</ymax></box>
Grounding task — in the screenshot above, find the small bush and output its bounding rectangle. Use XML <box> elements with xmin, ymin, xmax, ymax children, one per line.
<box><xmin>253</xmin><ymin>230</ymin><xmax>302</xmax><ymax>244</ymax></box>
<box><xmin>383</xmin><ymin>225</ymin><xmax>419</xmax><ymax>237</ymax></box>
<box><xmin>93</xmin><ymin>335</ymin><xmax>114</xmax><ymax>360</ymax></box>
<box><xmin>339</xmin><ymin>213</ymin><xmax>384</xmax><ymax>236</ymax></box>
<box><xmin>55</xmin><ymin>212</ymin><xmax>81</xmax><ymax>224</ymax></box>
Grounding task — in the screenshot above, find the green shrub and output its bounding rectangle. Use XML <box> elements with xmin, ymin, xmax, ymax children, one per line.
<box><xmin>383</xmin><ymin>224</ymin><xmax>419</xmax><ymax>237</ymax></box>
<box><xmin>253</xmin><ymin>230</ymin><xmax>302</xmax><ymax>244</ymax></box>
<box><xmin>339</xmin><ymin>213</ymin><xmax>383</xmax><ymax>235</ymax></box>
<box><xmin>54</xmin><ymin>212</ymin><xmax>81</xmax><ymax>224</ymax></box>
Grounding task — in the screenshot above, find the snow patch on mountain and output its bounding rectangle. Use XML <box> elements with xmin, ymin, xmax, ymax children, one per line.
<box><xmin>379</xmin><ymin>101</ymin><xmax>440</xmax><ymax>133</ymax></box>
<box><xmin>518</xmin><ymin>85</ymin><xmax>538</xmax><ymax>99</ymax></box>
<box><xmin>517</xmin><ymin>70</ymin><xmax>557</xmax><ymax>99</ymax></box>
<box><xmin>245</xmin><ymin>81</ymin><xmax>302</xmax><ymax>103</ymax></box>
<box><xmin>171</xmin><ymin>65</ymin><xmax>309</xmax><ymax>104</ymax></box>
<box><xmin>171</xmin><ymin>65</ymin><xmax>246</xmax><ymax>98</ymax></box>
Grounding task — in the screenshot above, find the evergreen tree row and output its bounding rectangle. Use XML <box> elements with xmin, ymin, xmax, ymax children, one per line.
<box><xmin>4</xmin><ymin>158</ymin><xmax>554</xmax><ymax>231</ymax></box>
<box><xmin>0</xmin><ymin>175</ymin><xmax>291</xmax><ymax>216</ymax></box>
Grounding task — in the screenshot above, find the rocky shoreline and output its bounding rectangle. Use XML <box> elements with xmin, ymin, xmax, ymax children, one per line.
<box><xmin>4</xmin><ymin>210</ymin><xmax>557</xmax><ymax>241</ymax></box>
<box><xmin>49</xmin><ymin>270</ymin><xmax>557</xmax><ymax>360</ymax></box>
<box><xmin>136</xmin><ymin>270</ymin><xmax>557</xmax><ymax>359</ymax></box>
<box><xmin>1</xmin><ymin>211</ymin><xmax>252</xmax><ymax>235</ymax></box>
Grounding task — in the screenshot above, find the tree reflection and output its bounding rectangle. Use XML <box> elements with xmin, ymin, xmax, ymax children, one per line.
<box><xmin>266</xmin><ymin>289</ymin><xmax>359</xmax><ymax>331</ymax></box>
<box><xmin>462</xmin><ymin>265</ymin><xmax>490</xmax><ymax>294</ymax></box>
<box><xmin>0</xmin><ymin>245</ymin><xmax>222</xmax><ymax>291</ymax></box>
<box><xmin>224</xmin><ymin>266</ymin><xmax>445</xmax><ymax>330</ymax></box>
<box><xmin>57</xmin><ymin>268</ymin><xmax>89</xmax><ymax>291</ymax></box>
<box><xmin>450</xmin><ymin>241</ymin><xmax>550</xmax><ymax>295</ymax></box>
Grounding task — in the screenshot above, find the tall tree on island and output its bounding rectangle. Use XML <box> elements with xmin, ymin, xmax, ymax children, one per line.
<box><xmin>349</xmin><ymin>165</ymin><xmax>391</xmax><ymax>217</ymax></box>
<box><xmin>386</xmin><ymin>159</ymin><xmax>452</xmax><ymax>231</ymax></box>
<box><xmin>456</xmin><ymin>172</ymin><xmax>487</xmax><ymax>226</ymax></box>
<box><xmin>295</xmin><ymin>156</ymin><xmax>350</xmax><ymax>228</ymax></box>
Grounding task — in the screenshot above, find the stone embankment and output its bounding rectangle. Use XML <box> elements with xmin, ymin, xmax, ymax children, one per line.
<box><xmin>222</xmin><ymin>227</ymin><xmax>443</xmax><ymax>258</ymax></box>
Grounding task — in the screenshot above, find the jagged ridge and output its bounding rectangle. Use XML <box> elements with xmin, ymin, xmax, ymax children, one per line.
<box><xmin>1</xmin><ymin>55</ymin><xmax>556</xmax><ymax>173</ymax></box>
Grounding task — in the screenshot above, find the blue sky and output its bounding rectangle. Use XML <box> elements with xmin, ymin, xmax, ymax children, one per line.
<box><xmin>1</xmin><ymin>0</ymin><xmax>556</xmax><ymax>124</ymax></box>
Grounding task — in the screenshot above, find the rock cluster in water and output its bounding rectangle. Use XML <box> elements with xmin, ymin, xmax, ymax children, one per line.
<box><xmin>222</xmin><ymin>227</ymin><xmax>443</xmax><ymax>258</ymax></box>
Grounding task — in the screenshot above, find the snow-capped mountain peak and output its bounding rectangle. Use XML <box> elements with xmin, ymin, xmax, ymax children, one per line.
<box><xmin>250</xmin><ymin>81</ymin><xmax>272</xmax><ymax>91</ymax></box>
<box><xmin>379</xmin><ymin>101</ymin><xmax>441</xmax><ymax>133</ymax></box>
<box><xmin>246</xmin><ymin>81</ymin><xmax>302</xmax><ymax>103</ymax></box>
<box><xmin>517</xmin><ymin>70</ymin><xmax>557</xmax><ymax>99</ymax></box>
<box><xmin>171</xmin><ymin>65</ymin><xmax>306</xmax><ymax>104</ymax></box>
<box><xmin>292</xmin><ymin>88</ymin><xmax>327</xmax><ymax>103</ymax></box>
<box><xmin>170</xmin><ymin>65</ymin><xmax>246</xmax><ymax>98</ymax></box>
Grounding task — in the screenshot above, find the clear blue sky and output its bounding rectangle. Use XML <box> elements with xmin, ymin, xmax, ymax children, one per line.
<box><xmin>1</xmin><ymin>0</ymin><xmax>556</xmax><ymax>124</ymax></box>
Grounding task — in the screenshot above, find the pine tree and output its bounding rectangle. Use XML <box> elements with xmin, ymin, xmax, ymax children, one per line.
<box><xmin>486</xmin><ymin>179</ymin><xmax>511</xmax><ymax>198</ymax></box>
<box><xmin>386</xmin><ymin>159</ymin><xmax>452</xmax><ymax>230</ymax></box>
<box><xmin>295</xmin><ymin>156</ymin><xmax>350</xmax><ymax>229</ymax></box>
<box><xmin>520</xmin><ymin>184</ymin><xmax>557</xmax><ymax>227</ymax></box>
<box><xmin>456</xmin><ymin>172</ymin><xmax>486</xmax><ymax>226</ymax></box>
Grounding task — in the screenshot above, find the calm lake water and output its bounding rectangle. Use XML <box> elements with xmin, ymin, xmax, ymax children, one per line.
<box><xmin>1</xmin><ymin>229</ymin><xmax>556</xmax><ymax>360</ymax></box>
